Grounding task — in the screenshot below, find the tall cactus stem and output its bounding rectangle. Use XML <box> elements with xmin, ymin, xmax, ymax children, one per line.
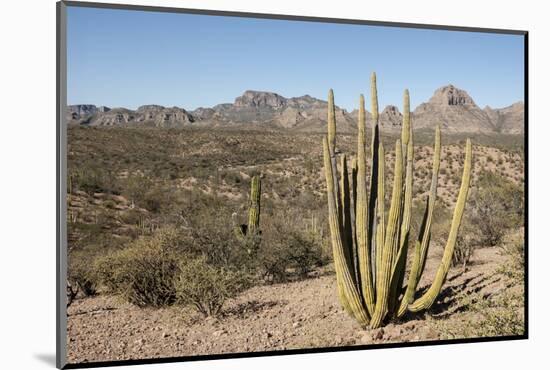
<box><xmin>323</xmin><ymin>137</ymin><xmax>370</xmax><ymax>326</ymax></box>
<box><xmin>340</xmin><ymin>155</ymin><xmax>357</xmax><ymax>284</ymax></box>
<box><xmin>371</xmin><ymin>72</ymin><xmax>379</xmax><ymax>126</ymax></box>
<box><xmin>401</xmin><ymin>89</ymin><xmax>411</xmax><ymax>152</ymax></box>
<box><xmin>418</xmin><ymin>126</ymin><xmax>442</xmax><ymax>277</ymax></box>
<box><xmin>369</xmin><ymin>73</ymin><xmax>382</xmax><ymax>288</ymax></box>
<box><xmin>389</xmin><ymin>90</ymin><xmax>414</xmax><ymax>315</ymax></box>
<box><xmin>350</xmin><ymin>157</ymin><xmax>361</xmax><ymax>288</ymax></box>
<box><xmin>371</xmin><ymin>140</ymin><xmax>403</xmax><ymax>328</ymax></box>
<box><xmin>328</xmin><ymin>89</ymin><xmax>336</xmax><ymax>154</ymax></box>
<box><xmin>247</xmin><ymin>175</ymin><xmax>261</xmax><ymax>235</ymax></box>
<box><xmin>408</xmin><ymin>139</ymin><xmax>472</xmax><ymax>312</ymax></box>
<box><xmin>397</xmin><ymin>126</ymin><xmax>441</xmax><ymax>317</ymax></box>
<box><xmin>356</xmin><ymin>94</ymin><xmax>376</xmax><ymax>315</ymax></box>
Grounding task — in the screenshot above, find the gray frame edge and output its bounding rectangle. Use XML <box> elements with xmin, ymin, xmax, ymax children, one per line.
<box><xmin>57</xmin><ymin>1</ymin><xmax>68</xmax><ymax>368</ymax></box>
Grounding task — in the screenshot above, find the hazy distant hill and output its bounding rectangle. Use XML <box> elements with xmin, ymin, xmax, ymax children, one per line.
<box><xmin>67</xmin><ymin>85</ymin><xmax>524</xmax><ymax>134</ymax></box>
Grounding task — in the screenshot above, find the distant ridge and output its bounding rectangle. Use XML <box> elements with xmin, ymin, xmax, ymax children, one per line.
<box><xmin>68</xmin><ymin>85</ymin><xmax>524</xmax><ymax>134</ymax></box>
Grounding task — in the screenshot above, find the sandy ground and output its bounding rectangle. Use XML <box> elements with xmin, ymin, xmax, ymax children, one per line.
<box><xmin>67</xmin><ymin>247</ymin><xmax>511</xmax><ymax>364</ymax></box>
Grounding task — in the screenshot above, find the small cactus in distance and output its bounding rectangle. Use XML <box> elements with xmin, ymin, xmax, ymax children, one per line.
<box><xmin>233</xmin><ymin>175</ymin><xmax>262</xmax><ymax>254</ymax></box>
<box><xmin>322</xmin><ymin>73</ymin><xmax>473</xmax><ymax>328</ymax></box>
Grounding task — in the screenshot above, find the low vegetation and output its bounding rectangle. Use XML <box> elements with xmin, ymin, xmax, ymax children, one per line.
<box><xmin>431</xmin><ymin>231</ymin><xmax>525</xmax><ymax>338</ymax></box>
<box><xmin>94</xmin><ymin>227</ymin><xmax>182</xmax><ymax>307</ymax></box>
<box><xmin>468</xmin><ymin>170</ymin><xmax>524</xmax><ymax>247</ymax></box>
<box><xmin>176</xmin><ymin>256</ymin><xmax>253</xmax><ymax>317</ymax></box>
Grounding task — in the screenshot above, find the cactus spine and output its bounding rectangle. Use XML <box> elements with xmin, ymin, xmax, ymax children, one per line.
<box><xmin>322</xmin><ymin>73</ymin><xmax>473</xmax><ymax>328</ymax></box>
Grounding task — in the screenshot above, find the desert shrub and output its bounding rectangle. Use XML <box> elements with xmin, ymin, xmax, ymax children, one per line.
<box><xmin>258</xmin><ymin>215</ymin><xmax>326</xmax><ymax>283</ymax></box>
<box><xmin>119</xmin><ymin>208</ymin><xmax>147</xmax><ymax>226</ymax></box>
<box><xmin>121</xmin><ymin>174</ymin><xmax>183</xmax><ymax>214</ymax></box>
<box><xmin>498</xmin><ymin>239</ymin><xmax>525</xmax><ymax>281</ymax></box>
<box><xmin>303</xmin><ymin>156</ymin><xmax>317</xmax><ymax>175</ymax></box>
<box><xmin>176</xmin><ymin>257</ymin><xmax>252</xmax><ymax>316</ymax></box>
<box><xmin>410</xmin><ymin>200</ymin><xmax>452</xmax><ymax>247</ymax></box>
<box><xmin>141</xmin><ymin>183</ymin><xmax>178</xmax><ymax>213</ymax></box>
<box><xmin>220</xmin><ymin>170</ymin><xmax>242</xmax><ymax>186</ymax></box>
<box><xmin>473</xmin><ymin>292</ymin><xmax>525</xmax><ymax>337</ymax></box>
<box><xmin>66</xmin><ymin>280</ymin><xmax>78</xmax><ymax>307</ymax></box>
<box><xmin>70</xmin><ymin>165</ymin><xmax>121</xmax><ymax>195</ymax></box>
<box><xmin>121</xmin><ymin>174</ymin><xmax>153</xmax><ymax>206</ymax></box>
<box><xmin>469</xmin><ymin>171</ymin><xmax>524</xmax><ymax>246</ymax></box>
<box><xmin>451</xmin><ymin>234</ymin><xmax>474</xmax><ymax>271</ymax></box>
<box><xmin>256</xmin><ymin>236</ymin><xmax>290</xmax><ymax>283</ymax></box>
<box><xmin>451</xmin><ymin>220</ymin><xmax>477</xmax><ymax>271</ymax></box>
<box><xmin>183</xmin><ymin>202</ymin><xmax>253</xmax><ymax>269</ymax></box>
<box><xmin>435</xmin><ymin>289</ymin><xmax>524</xmax><ymax>339</ymax></box>
<box><xmin>451</xmin><ymin>228</ymin><xmax>475</xmax><ymax>271</ymax></box>
<box><xmin>94</xmin><ymin>227</ymin><xmax>183</xmax><ymax>307</ymax></box>
<box><xmin>68</xmin><ymin>251</ymin><xmax>99</xmax><ymax>297</ymax></box>
<box><xmin>287</xmin><ymin>229</ymin><xmax>326</xmax><ymax>276</ymax></box>
<box><xmin>103</xmin><ymin>199</ymin><xmax>116</xmax><ymax>209</ymax></box>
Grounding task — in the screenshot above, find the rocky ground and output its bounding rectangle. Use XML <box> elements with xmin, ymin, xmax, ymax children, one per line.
<box><xmin>66</xmin><ymin>246</ymin><xmax>521</xmax><ymax>365</ymax></box>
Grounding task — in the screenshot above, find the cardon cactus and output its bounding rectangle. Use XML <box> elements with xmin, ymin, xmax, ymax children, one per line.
<box><xmin>234</xmin><ymin>175</ymin><xmax>262</xmax><ymax>253</ymax></box>
<box><xmin>323</xmin><ymin>73</ymin><xmax>472</xmax><ymax>328</ymax></box>
<box><xmin>246</xmin><ymin>175</ymin><xmax>261</xmax><ymax>235</ymax></box>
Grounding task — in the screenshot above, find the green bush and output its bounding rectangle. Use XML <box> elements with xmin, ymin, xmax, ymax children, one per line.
<box><xmin>120</xmin><ymin>175</ymin><xmax>183</xmax><ymax>214</ymax></box>
<box><xmin>70</xmin><ymin>165</ymin><xmax>121</xmax><ymax>195</ymax></box>
<box><xmin>436</xmin><ymin>289</ymin><xmax>524</xmax><ymax>339</ymax></box>
<box><xmin>121</xmin><ymin>174</ymin><xmax>153</xmax><ymax>207</ymax></box>
<box><xmin>176</xmin><ymin>257</ymin><xmax>252</xmax><ymax>316</ymax></box>
<box><xmin>257</xmin><ymin>215</ymin><xmax>326</xmax><ymax>283</ymax></box>
<box><xmin>469</xmin><ymin>171</ymin><xmax>524</xmax><ymax>246</ymax></box>
<box><xmin>451</xmin><ymin>219</ymin><xmax>477</xmax><ymax>271</ymax></box>
<box><xmin>185</xmin><ymin>207</ymin><xmax>252</xmax><ymax>269</ymax></box>
<box><xmin>94</xmin><ymin>227</ymin><xmax>183</xmax><ymax>307</ymax></box>
<box><xmin>410</xmin><ymin>200</ymin><xmax>452</xmax><ymax>248</ymax></box>
<box><xmin>498</xmin><ymin>239</ymin><xmax>525</xmax><ymax>281</ymax></box>
<box><xmin>68</xmin><ymin>251</ymin><xmax>99</xmax><ymax>297</ymax></box>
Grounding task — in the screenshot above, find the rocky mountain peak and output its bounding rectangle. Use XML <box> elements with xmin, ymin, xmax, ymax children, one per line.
<box><xmin>234</xmin><ymin>90</ymin><xmax>287</xmax><ymax>108</ymax></box>
<box><xmin>137</xmin><ymin>104</ymin><xmax>165</xmax><ymax>112</ymax></box>
<box><xmin>380</xmin><ymin>105</ymin><xmax>402</xmax><ymax>127</ymax></box>
<box><xmin>68</xmin><ymin>104</ymin><xmax>98</xmax><ymax>117</ymax></box>
<box><xmin>429</xmin><ymin>84</ymin><xmax>476</xmax><ymax>107</ymax></box>
<box><xmin>382</xmin><ymin>105</ymin><xmax>401</xmax><ymax>115</ymax></box>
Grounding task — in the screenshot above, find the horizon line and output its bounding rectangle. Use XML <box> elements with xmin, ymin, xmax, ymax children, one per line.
<box><xmin>67</xmin><ymin>86</ymin><xmax>525</xmax><ymax>113</ymax></box>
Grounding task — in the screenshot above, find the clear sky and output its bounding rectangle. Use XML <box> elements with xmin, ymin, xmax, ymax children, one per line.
<box><xmin>67</xmin><ymin>6</ymin><xmax>525</xmax><ymax>111</ymax></box>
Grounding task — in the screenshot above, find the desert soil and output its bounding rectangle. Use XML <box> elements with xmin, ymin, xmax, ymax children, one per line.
<box><xmin>67</xmin><ymin>246</ymin><xmax>511</xmax><ymax>364</ymax></box>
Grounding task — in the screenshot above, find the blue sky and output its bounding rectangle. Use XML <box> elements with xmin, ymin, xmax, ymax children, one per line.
<box><xmin>67</xmin><ymin>6</ymin><xmax>525</xmax><ymax>111</ymax></box>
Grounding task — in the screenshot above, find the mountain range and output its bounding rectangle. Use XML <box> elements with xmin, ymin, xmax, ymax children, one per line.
<box><xmin>67</xmin><ymin>85</ymin><xmax>524</xmax><ymax>134</ymax></box>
